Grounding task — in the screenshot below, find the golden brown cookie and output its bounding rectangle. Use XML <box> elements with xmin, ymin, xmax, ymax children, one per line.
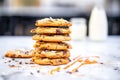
<box><xmin>32</xmin><ymin>34</ymin><xmax>71</xmax><ymax>42</ymax></box>
<box><xmin>34</xmin><ymin>41</ymin><xmax>72</xmax><ymax>50</ymax></box>
<box><xmin>5</xmin><ymin>49</ymin><xmax>32</xmax><ymax>58</ymax></box>
<box><xmin>32</xmin><ymin>57</ymin><xmax>70</xmax><ymax>65</ymax></box>
<box><xmin>32</xmin><ymin>50</ymin><xmax>70</xmax><ymax>58</ymax></box>
<box><xmin>31</xmin><ymin>27</ymin><xmax>71</xmax><ymax>34</ymax></box>
<box><xmin>35</xmin><ymin>18</ymin><xmax>72</xmax><ymax>27</ymax></box>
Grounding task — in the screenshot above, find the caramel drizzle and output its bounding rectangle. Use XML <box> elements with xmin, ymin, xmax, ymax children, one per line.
<box><xmin>50</xmin><ymin>55</ymin><xmax>99</xmax><ymax>75</ymax></box>
<box><xmin>64</xmin><ymin>56</ymin><xmax>99</xmax><ymax>70</ymax></box>
<box><xmin>72</xmin><ymin>55</ymin><xmax>81</xmax><ymax>60</ymax></box>
<box><xmin>63</xmin><ymin>55</ymin><xmax>81</xmax><ymax>69</ymax></box>
<box><xmin>64</xmin><ymin>60</ymin><xmax>78</xmax><ymax>69</ymax></box>
<box><xmin>72</xmin><ymin>63</ymin><xmax>85</xmax><ymax>73</ymax></box>
<box><xmin>72</xmin><ymin>59</ymin><xmax>98</xmax><ymax>73</ymax></box>
<box><xmin>50</xmin><ymin>67</ymin><xmax>61</xmax><ymax>75</ymax></box>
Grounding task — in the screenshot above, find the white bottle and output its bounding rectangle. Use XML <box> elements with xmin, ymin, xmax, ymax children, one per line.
<box><xmin>89</xmin><ymin>6</ymin><xmax>108</xmax><ymax>41</ymax></box>
<box><xmin>70</xmin><ymin>18</ymin><xmax>87</xmax><ymax>40</ymax></box>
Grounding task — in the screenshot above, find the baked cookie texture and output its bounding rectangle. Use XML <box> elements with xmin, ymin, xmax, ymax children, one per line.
<box><xmin>34</xmin><ymin>41</ymin><xmax>72</xmax><ymax>50</ymax></box>
<box><xmin>32</xmin><ymin>57</ymin><xmax>70</xmax><ymax>66</ymax></box>
<box><xmin>32</xmin><ymin>50</ymin><xmax>70</xmax><ymax>58</ymax></box>
<box><xmin>35</xmin><ymin>18</ymin><xmax>72</xmax><ymax>27</ymax></box>
<box><xmin>32</xmin><ymin>34</ymin><xmax>71</xmax><ymax>42</ymax></box>
<box><xmin>31</xmin><ymin>18</ymin><xmax>72</xmax><ymax>65</ymax></box>
<box><xmin>31</xmin><ymin>27</ymin><xmax>71</xmax><ymax>34</ymax></box>
<box><xmin>5</xmin><ymin>50</ymin><xmax>32</xmax><ymax>58</ymax></box>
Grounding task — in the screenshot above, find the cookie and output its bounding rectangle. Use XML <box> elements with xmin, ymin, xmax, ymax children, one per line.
<box><xmin>32</xmin><ymin>50</ymin><xmax>70</xmax><ymax>58</ymax></box>
<box><xmin>32</xmin><ymin>34</ymin><xmax>71</xmax><ymax>42</ymax></box>
<box><xmin>35</xmin><ymin>18</ymin><xmax>72</xmax><ymax>27</ymax></box>
<box><xmin>31</xmin><ymin>27</ymin><xmax>71</xmax><ymax>34</ymax></box>
<box><xmin>5</xmin><ymin>49</ymin><xmax>32</xmax><ymax>58</ymax></box>
<box><xmin>34</xmin><ymin>41</ymin><xmax>72</xmax><ymax>50</ymax></box>
<box><xmin>32</xmin><ymin>57</ymin><xmax>70</xmax><ymax>65</ymax></box>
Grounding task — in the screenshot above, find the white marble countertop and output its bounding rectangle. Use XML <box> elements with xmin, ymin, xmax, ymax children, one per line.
<box><xmin>0</xmin><ymin>36</ymin><xmax>120</xmax><ymax>80</ymax></box>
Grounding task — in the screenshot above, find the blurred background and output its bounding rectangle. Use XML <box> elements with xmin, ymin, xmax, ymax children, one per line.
<box><xmin>0</xmin><ymin>0</ymin><xmax>119</xmax><ymax>36</ymax></box>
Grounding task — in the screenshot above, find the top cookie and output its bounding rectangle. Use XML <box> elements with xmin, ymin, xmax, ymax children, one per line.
<box><xmin>35</xmin><ymin>18</ymin><xmax>72</xmax><ymax>27</ymax></box>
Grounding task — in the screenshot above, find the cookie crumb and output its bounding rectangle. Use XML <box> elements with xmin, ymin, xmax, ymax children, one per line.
<box><xmin>25</xmin><ymin>62</ymin><xmax>28</xmax><ymax>64</ymax></box>
<box><xmin>19</xmin><ymin>61</ymin><xmax>22</xmax><ymax>64</ymax></box>
<box><xmin>75</xmin><ymin>70</ymin><xmax>78</xmax><ymax>72</ymax></box>
<box><xmin>66</xmin><ymin>71</ymin><xmax>72</xmax><ymax>74</ymax></box>
<box><xmin>69</xmin><ymin>59</ymin><xmax>71</xmax><ymax>62</ymax></box>
<box><xmin>37</xmin><ymin>70</ymin><xmax>40</xmax><ymax>73</ymax></box>
<box><xmin>15</xmin><ymin>60</ymin><xmax>18</xmax><ymax>62</ymax></box>
<box><xmin>29</xmin><ymin>62</ymin><xmax>34</xmax><ymax>64</ymax></box>
<box><xmin>12</xmin><ymin>58</ymin><xmax>15</xmax><ymax>61</ymax></box>
<box><xmin>9</xmin><ymin>64</ymin><xmax>15</xmax><ymax>67</ymax></box>
<box><xmin>100</xmin><ymin>62</ymin><xmax>104</xmax><ymax>64</ymax></box>
<box><xmin>114</xmin><ymin>67</ymin><xmax>119</xmax><ymax>70</ymax></box>
<box><xmin>4</xmin><ymin>62</ymin><xmax>7</xmax><ymax>63</ymax></box>
<box><xmin>30</xmin><ymin>72</ymin><xmax>33</xmax><ymax>75</ymax></box>
<box><xmin>8</xmin><ymin>60</ymin><xmax>11</xmax><ymax>63</ymax></box>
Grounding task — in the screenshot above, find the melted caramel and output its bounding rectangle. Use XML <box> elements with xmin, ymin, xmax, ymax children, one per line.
<box><xmin>72</xmin><ymin>58</ymin><xmax>98</xmax><ymax>73</ymax></box>
<box><xmin>64</xmin><ymin>60</ymin><xmax>78</xmax><ymax>69</ymax></box>
<box><xmin>50</xmin><ymin>67</ymin><xmax>61</xmax><ymax>75</ymax></box>
<box><xmin>50</xmin><ymin>55</ymin><xmax>100</xmax><ymax>75</ymax></box>
<box><xmin>72</xmin><ymin>55</ymin><xmax>81</xmax><ymax>60</ymax></box>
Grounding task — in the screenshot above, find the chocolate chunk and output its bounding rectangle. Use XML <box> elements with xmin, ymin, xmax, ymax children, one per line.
<box><xmin>37</xmin><ymin>70</ymin><xmax>40</xmax><ymax>73</ymax></box>
<box><xmin>100</xmin><ymin>62</ymin><xmax>104</xmax><ymax>64</ymax></box>
<box><xmin>8</xmin><ymin>60</ymin><xmax>11</xmax><ymax>63</ymax></box>
<box><xmin>25</xmin><ymin>62</ymin><xmax>28</xmax><ymax>64</ymax></box>
<box><xmin>25</xmin><ymin>51</ymin><xmax>30</xmax><ymax>54</ymax></box>
<box><xmin>38</xmin><ymin>51</ymin><xmax>42</xmax><ymax>54</ymax></box>
<box><xmin>75</xmin><ymin>70</ymin><xmax>78</xmax><ymax>72</ymax></box>
<box><xmin>59</xmin><ymin>59</ymin><xmax>62</xmax><ymax>62</ymax></box>
<box><xmin>69</xmin><ymin>59</ymin><xmax>71</xmax><ymax>62</ymax></box>
<box><xmin>56</xmin><ymin>29</ymin><xmax>62</xmax><ymax>34</ymax></box>
<box><xmin>29</xmin><ymin>62</ymin><xmax>34</xmax><ymax>64</ymax></box>
<box><xmin>9</xmin><ymin>65</ymin><xmax>15</xmax><ymax>67</ymax></box>
<box><xmin>63</xmin><ymin>51</ymin><xmax>67</xmax><ymax>55</ymax></box>
<box><xmin>114</xmin><ymin>67</ymin><xmax>119</xmax><ymax>70</ymax></box>
<box><xmin>66</xmin><ymin>71</ymin><xmax>72</xmax><ymax>74</ymax></box>
<box><xmin>15</xmin><ymin>60</ymin><xmax>18</xmax><ymax>62</ymax></box>
<box><xmin>66</xmin><ymin>44</ymin><xmax>69</xmax><ymax>48</ymax></box>
<box><xmin>30</xmin><ymin>72</ymin><xmax>33</xmax><ymax>75</ymax></box>
<box><xmin>12</xmin><ymin>58</ymin><xmax>15</xmax><ymax>61</ymax></box>
<box><xmin>62</xmin><ymin>42</ymin><xmax>69</xmax><ymax>48</ymax></box>
<box><xmin>19</xmin><ymin>62</ymin><xmax>22</xmax><ymax>64</ymax></box>
<box><xmin>58</xmin><ymin>42</ymin><xmax>61</xmax><ymax>44</ymax></box>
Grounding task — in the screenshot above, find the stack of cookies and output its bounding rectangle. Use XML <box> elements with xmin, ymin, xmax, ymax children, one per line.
<box><xmin>31</xmin><ymin>18</ymin><xmax>72</xmax><ymax>65</ymax></box>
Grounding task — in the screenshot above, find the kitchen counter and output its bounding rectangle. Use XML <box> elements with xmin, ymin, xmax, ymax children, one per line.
<box><xmin>0</xmin><ymin>36</ymin><xmax>120</xmax><ymax>80</ymax></box>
